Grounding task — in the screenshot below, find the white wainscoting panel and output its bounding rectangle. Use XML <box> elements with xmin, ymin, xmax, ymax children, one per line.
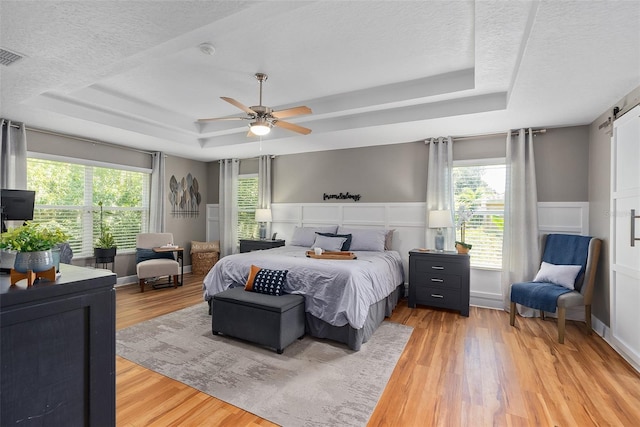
<box><xmin>538</xmin><ymin>202</ymin><xmax>589</xmax><ymax>235</ymax></box>
<box><xmin>270</xmin><ymin>203</ymin><xmax>426</xmax><ymax>282</ymax></box>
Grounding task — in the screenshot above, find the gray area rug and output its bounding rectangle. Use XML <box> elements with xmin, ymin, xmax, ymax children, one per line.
<box><xmin>116</xmin><ymin>303</ymin><xmax>413</xmax><ymax>427</ymax></box>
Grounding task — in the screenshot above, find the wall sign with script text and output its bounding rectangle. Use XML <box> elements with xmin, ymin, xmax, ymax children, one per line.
<box><xmin>323</xmin><ymin>192</ymin><xmax>361</xmax><ymax>202</ymax></box>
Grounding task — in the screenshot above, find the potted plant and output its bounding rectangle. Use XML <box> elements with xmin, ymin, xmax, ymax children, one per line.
<box><xmin>455</xmin><ymin>206</ymin><xmax>474</xmax><ymax>254</ymax></box>
<box><xmin>94</xmin><ymin>201</ymin><xmax>117</xmax><ymax>263</ymax></box>
<box><xmin>0</xmin><ymin>221</ymin><xmax>69</xmax><ymax>272</ymax></box>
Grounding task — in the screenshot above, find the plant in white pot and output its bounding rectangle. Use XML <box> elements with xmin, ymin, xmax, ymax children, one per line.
<box><xmin>0</xmin><ymin>221</ymin><xmax>69</xmax><ymax>272</ymax></box>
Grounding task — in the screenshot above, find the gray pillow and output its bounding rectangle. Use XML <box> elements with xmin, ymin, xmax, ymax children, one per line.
<box><xmin>336</xmin><ymin>227</ymin><xmax>387</xmax><ymax>251</ymax></box>
<box><xmin>290</xmin><ymin>226</ymin><xmax>339</xmax><ymax>246</ymax></box>
<box><xmin>311</xmin><ymin>234</ymin><xmax>348</xmax><ymax>252</ymax></box>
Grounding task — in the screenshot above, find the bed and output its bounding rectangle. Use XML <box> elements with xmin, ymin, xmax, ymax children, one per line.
<box><xmin>202</xmin><ymin>226</ymin><xmax>405</xmax><ymax>351</ymax></box>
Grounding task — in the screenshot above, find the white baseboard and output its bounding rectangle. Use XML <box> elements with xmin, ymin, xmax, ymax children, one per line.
<box><xmin>470</xmin><ymin>291</ymin><xmax>503</xmax><ymax>310</ymax></box>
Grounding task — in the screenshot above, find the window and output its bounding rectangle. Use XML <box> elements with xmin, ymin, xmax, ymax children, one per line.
<box><xmin>27</xmin><ymin>156</ymin><xmax>150</xmax><ymax>256</ymax></box>
<box><xmin>237</xmin><ymin>174</ymin><xmax>259</xmax><ymax>240</ymax></box>
<box><xmin>453</xmin><ymin>160</ymin><xmax>506</xmax><ymax>269</ymax></box>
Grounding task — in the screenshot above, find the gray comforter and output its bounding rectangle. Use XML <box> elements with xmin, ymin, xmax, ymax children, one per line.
<box><xmin>202</xmin><ymin>245</ymin><xmax>404</xmax><ymax>329</ymax></box>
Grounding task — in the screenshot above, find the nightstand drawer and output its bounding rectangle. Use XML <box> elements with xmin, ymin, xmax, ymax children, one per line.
<box><xmin>413</xmin><ymin>259</ymin><xmax>464</xmax><ymax>275</ymax></box>
<box><xmin>411</xmin><ymin>273</ymin><xmax>461</xmax><ymax>289</ymax></box>
<box><xmin>414</xmin><ymin>286</ymin><xmax>461</xmax><ymax>309</ymax></box>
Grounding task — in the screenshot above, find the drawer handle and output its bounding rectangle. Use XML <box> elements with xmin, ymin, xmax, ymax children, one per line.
<box><xmin>431</xmin><ymin>278</ymin><xmax>444</xmax><ymax>283</ymax></box>
<box><xmin>431</xmin><ymin>266</ymin><xmax>445</xmax><ymax>270</ymax></box>
<box><xmin>430</xmin><ymin>294</ymin><xmax>444</xmax><ymax>298</ymax></box>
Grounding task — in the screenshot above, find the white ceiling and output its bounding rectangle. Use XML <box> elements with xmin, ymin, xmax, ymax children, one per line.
<box><xmin>1</xmin><ymin>0</ymin><xmax>639</xmax><ymax>161</ymax></box>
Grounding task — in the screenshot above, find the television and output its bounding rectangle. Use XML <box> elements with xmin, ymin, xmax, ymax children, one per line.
<box><xmin>1</xmin><ymin>189</ymin><xmax>36</xmax><ymax>232</ymax></box>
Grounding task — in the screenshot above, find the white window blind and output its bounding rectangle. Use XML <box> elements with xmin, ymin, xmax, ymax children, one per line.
<box><xmin>453</xmin><ymin>162</ymin><xmax>506</xmax><ymax>269</ymax></box>
<box><xmin>27</xmin><ymin>157</ymin><xmax>150</xmax><ymax>256</ymax></box>
<box><xmin>237</xmin><ymin>175</ymin><xmax>259</xmax><ymax>240</ymax></box>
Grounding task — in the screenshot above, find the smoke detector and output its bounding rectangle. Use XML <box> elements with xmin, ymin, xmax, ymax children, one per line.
<box><xmin>198</xmin><ymin>42</ymin><xmax>216</xmax><ymax>56</ymax></box>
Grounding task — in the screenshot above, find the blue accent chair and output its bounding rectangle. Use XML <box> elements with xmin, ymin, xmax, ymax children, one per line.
<box><xmin>509</xmin><ymin>234</ymin><xmax>602</xmax><ymax>343</ymax></box>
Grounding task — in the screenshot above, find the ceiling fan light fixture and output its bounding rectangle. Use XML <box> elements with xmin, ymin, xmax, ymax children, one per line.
<box><xmin>250</xmin><ymin>121</ymin><xmax>271</xmax><ymax>136</ymax></box>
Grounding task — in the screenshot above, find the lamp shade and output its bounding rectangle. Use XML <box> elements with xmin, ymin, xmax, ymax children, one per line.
<box><xmin>255</xmin><ymin>208</ymin><xmax>272</xmax><ymax>222</ymax></box>
<box><xmin>428</xmin><ymin>210</ymin><xmax>453</xmax><ymax>228</ymax></box>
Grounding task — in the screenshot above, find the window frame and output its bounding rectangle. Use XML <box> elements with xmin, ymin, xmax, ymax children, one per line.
<box><xmin>26</xmin><ymin>151</ymin><xmax>152</xmax><ymax>258</ymax></box>
<box><xmin>237</xmin><ymin>173</ymin><xmax>259</xmax><ymax>241</ymax></box>
<box><xmin>453</xmin><ymin>157</ymin><xmax>506</xmax><ymax>271</ymax></box>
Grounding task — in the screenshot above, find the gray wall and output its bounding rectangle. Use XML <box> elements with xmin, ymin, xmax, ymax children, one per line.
<box><xmin>273</xmin><ymin>142</ymin><xmax>428</xmax><ymax>203</ymax></box>
<box><xmin>588</xmin><ymin>84</ymin><xmax>640</xmax><ymax>325</ymax></box>
<box><xmin>268</xmin><ymin>127</ymin><xmax>590</xmax><ymax>204</ymax></box>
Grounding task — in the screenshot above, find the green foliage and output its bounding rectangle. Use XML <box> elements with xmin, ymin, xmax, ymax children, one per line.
<box><xmin>455</xmin><ymin>241</ymin><xmax>473</xmax><ymax>250</ymax></box>
<box><xmin>95</xmin><ymin>201</ymin><xmax>117</xmax><ymax>249</ymax></box>
<box><xmin>0</xmin><ymin>221</ymin><xmax>69</xmax><ymax>252</ymax></box>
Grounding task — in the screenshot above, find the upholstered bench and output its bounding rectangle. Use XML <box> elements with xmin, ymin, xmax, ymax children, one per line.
<box><xmin>212</xmin><ymin>287</ymin><xmax>305</xmax><ymax>354</ymax></box>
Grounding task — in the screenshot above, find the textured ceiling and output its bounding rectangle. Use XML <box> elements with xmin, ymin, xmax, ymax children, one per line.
<box><xmin>1</xmin><ymin>0</ymin><xmax>639</xmax><ymax>161</ymax></box>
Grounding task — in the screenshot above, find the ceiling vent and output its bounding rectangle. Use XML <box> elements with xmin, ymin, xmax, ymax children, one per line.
<box><xmin>0</xmin><ymin>48</ymin><xmax>25</xmax><ymax>66</ymax></box>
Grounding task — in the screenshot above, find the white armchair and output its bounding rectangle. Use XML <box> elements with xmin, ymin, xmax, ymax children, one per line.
<box><xmin>136</xmin><ymin>233</ymin><xmax>180</xmax><ymax>293</ymax></box>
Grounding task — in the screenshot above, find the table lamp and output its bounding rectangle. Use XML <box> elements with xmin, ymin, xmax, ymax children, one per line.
<box><xmin>255</xmin><ymin>208</ymin><xmax>272</xmax><ymax>240</ymax></box>
<box><xmin>429</xmin><ymin>210</ymin><xmax>453</xmax><ymax>251</ymax></box>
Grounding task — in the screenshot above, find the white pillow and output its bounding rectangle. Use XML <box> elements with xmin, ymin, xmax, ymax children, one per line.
<box><xmin>533</xmin><ymin>262</ymin><xmax>582</xmax><ymax>290</ymax></box>
<box><xmin>336</xmin><ymin>227</ymin><xmax>387</xmax><ymax>251</ymax></box>
<box><xmin>290</xmin><ymin>226</ymin><xmax>339</xmax><ymax>247</ymax></box>
<box><xmin>311</xmin><ymin>234</ymin><xmax>347</xmax><ymax>252</ymax></box>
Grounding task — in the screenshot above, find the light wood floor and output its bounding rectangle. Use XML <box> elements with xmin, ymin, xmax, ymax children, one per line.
<box><xmin>116</xmin><ymin>274</ymin><xmax>640</xmax><ymax>426</ymax></box>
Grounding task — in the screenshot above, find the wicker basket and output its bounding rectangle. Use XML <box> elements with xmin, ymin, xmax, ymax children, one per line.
<box><xmin>191</xmin><ymin>241</ymin><xmax>220</xmax><ymax>275</ymax></box>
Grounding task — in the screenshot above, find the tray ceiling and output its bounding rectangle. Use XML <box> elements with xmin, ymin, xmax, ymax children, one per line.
<box><xmin>1</xmin><ymin>0</ymin><xmax>638</xmax><ymax>161</ymax></box>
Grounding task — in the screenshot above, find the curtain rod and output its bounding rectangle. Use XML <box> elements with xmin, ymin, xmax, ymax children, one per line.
<box><xmin>422</xmin><ymin>128</ymin><xmax>547</xmax><ymax>143</ymax></box>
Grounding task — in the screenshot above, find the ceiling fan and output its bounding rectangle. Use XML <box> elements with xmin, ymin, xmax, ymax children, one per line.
<box><xmin>198</xmin><ymin>73</ymin><xmax>312</xmax><ymax>136</ymax></box>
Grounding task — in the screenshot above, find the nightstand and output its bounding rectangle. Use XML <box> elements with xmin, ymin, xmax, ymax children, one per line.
<box><xmin>408</xmin><ymin>249</ymin><xmax>470</xmax><ymax>316</ymax></box>
<box><xmin>239</xmin><ymin>239</ymin><xmax>286</xmax><ymax>253</ymax></box>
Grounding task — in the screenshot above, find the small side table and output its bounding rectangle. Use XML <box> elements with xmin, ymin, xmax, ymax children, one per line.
<box><xmin>239</xmin><ymin>239</ymin><xmax>285</xmax><ymax>253</ymax></box>
<box><xmin>152</xmin><ymin>247</ymin><xmax>184</xmax><ymax>286</ymax></box>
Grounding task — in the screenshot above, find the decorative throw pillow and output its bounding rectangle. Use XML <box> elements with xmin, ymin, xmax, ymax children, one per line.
<box><xmin>245</xmin><ymin>264</ymin><xmax>288</xmax><ymax>296</ymax></box>
<box><xmin>533</xmin><ymin>262</ymin><xmax>582</xmax><ymax>290</ymax></box>
<box><xmin>336</xmin><ymin>227</ymin><xmax>387</xmax><ymax>251</ymax></box>
<box><xmin>136</xmin><ymin>248</ymin><xmax>175</xmax><ymax>264</ymax></box>
<box><xmin>384</xmin><ymin>229</ymin><xmax>395</xmax><ymax>250</ymax></box>
<box><xmin>290</xmin><ymin>226</ymin><xmax>339</xmax><ymax>247</ymax></box>
<box><xmin>315</xmin><ymin>232</ymin><xmax>352</xmax><ymax>251</ymax></box>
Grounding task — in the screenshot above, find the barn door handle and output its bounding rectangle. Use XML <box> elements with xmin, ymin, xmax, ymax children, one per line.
<box><xmin>632</xmin><ymin>209</ymin><xmax>640</xmax><ymax>247</ymax></box>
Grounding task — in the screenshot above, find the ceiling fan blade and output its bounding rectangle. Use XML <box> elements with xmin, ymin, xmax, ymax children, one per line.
<box><xmin>272</xmin><ymin>106</ymin><xmax>312</xmax><ymax>119</ymax></box>
<box><xmin>221</xmin><ymin>97</ymin><xmax>256</xmax><ymax>115</ymax></box>
<box><xmin>197</xmin><ymin>117</ymin><xmax>246</xmax><ymax>122</ymax></box>
<box><xmin>273</xmin><ymin>120</ymin><xmax>312</xmax><ymax>135</ymax></box>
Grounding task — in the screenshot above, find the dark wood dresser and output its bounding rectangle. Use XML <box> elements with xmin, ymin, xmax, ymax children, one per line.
<box><xmin>408</xmin><ymin>249</ymin><xmax>470</xmax><ymax>316</ymax></box>
<box><xmin>1</xmin><ymin>264</ymin><xmax>116</xmax><ymax>426</ymax></box>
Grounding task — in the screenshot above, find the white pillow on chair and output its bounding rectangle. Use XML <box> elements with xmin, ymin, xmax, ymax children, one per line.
<box><xmin>533</xmin><ymin>262</ymin><xmax>582</xmax><ymax>290</ymax></box>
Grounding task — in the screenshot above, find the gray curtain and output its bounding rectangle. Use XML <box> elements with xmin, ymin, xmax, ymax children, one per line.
<box><xmin>258</xmin><ymin>155</ymin><xmax>272</xmax><ymax>236</ymax></box>
<box><xmin>501</xmin><ymin>129</ymin><xmax>539</xmax><ymax>314</ymax></box>
<box><xmin>219</xmin><ymin>159</ymin><xmax>239</xmax><ymax>257</ymax></box>
<box><xmin>425</xmin><ymin>137</ymin><xmax>455</xmax><ymax>250</ymax></box>
<box><xmin>1</xmin><ymin>119</ymin><xmax>27</xmax><ymax>189</ymax></box>
<box><xmin>149</xmin><ymin>152</ymin><xmax>165</xmax><ymax>233</ymax></box>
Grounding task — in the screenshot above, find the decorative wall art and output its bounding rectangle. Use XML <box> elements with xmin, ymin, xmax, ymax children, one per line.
<box><xmin>169</xmin><ymin>173</ymin><xmax>201</xmax><ymax>217</ymax></box>
<box><xmin>323</xmin><ymin>192</ymin><xmax>361</xmax><ymax>202</ymax></box>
